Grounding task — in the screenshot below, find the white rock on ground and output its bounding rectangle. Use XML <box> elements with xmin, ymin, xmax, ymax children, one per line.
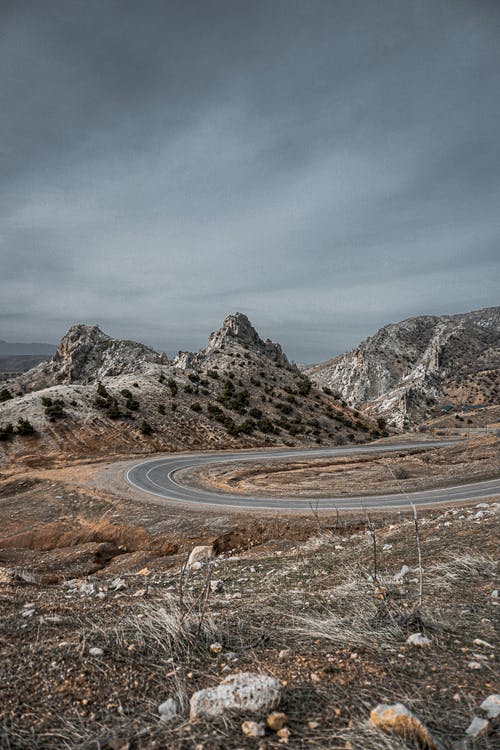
<box><xmin>158</xmin><ymin>698</ymin><xmax>178</xmax><ymax>722</ymax></box>
<box><xmin>480</xmin><ymin>694</ymin><xmax>500</xmax><ymax>719</ymax></box>
<box><xmin>190</xmin><ymin>672</ymin><xmax>281</xmax><ymax>720</ymax></box>
<box><xmin>394</xmin><ymin>565</ymin><xmax>412</xmax><ymax>581</ymax></box>
<box><xmin>465</xmin><ymin>716</ymin><xmax>490</xmax><ymax>738</ymax></box>
<box><xmin>467</xmin><ymin>661</ymin><xmax>483</xmax><ymax>670</ymax></box>
<box><xmin>407</xmin><ymin>633</ymin><xmax>432</xmax><ymax>647</ymax></box>
<box><xmin>370</xmin><ymin>703</ymin><xmax>444</xmax><ymax>750</ymax></box>
<box><xmin>89</xmin><ymin>647</ymin><xmax>104</xmax><ymax>657</ymax></box>
<box><xmin>241</xmin><ymin>720</ymin><xmax>266</xmax><ymax>737</ymax></box>
<box><xmin>187</xmin><ymin>545</ymin><xmax>215</xmax><ymax>568</ymax></box>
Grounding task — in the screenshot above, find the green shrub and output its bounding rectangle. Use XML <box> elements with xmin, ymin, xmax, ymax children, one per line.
<box><xmin>43</xmin><ymin>397</ymin><xmax>65</xmax><ymax>421</ymax></box>
<box><xmin>0</xmin><ymin>423</ymin><xmax>14</xmax><ymax>441</ymax></box>
<box><xmin>97</xmin><ymin>382</ymin><xmax>108</xmax><ymax>398</ymax></box>
<box><xmin>140</xmin><ymin>420</ymin><xmax>154</xmax><ymax>435</ymax></box>
<box><xmin>167</xmin><ymin>378</ymin><xmax>178</xmax><ymax>396</ymax></box>
<box><xmin>17</xmin><ymin>418</ymin><xmax>35</xmax><ymax>436</ymax></box>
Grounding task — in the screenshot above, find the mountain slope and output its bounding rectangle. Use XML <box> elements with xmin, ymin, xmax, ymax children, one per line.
<box><xmin>0</xmin><ymin>314</ymin><xmax>378</xmax><ymax>462</ymax></box>
<box><xmin>305</xmin><ymin>307</ymin><xmax>500</xmax><ymax>429</ymax></box>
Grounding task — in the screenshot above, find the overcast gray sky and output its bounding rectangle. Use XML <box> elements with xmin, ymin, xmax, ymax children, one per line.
<box><xmin>1</xmin><ymin>0</ymin><xmax>499</xmax><ymax>362</ymax></box>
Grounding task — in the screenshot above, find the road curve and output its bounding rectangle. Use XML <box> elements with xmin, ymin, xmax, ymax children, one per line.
<box><xmin>125</xmin><ymin>440</ymin><xmax>500</xmax><ymax>511</ymax></box>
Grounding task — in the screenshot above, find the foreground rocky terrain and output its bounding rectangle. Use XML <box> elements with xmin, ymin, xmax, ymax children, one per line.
<box><xmin>305</xmin><ymin>307</ymin><xmax>500</xmax><ymax>430</ymax></box>
<box><xmin>0</xmin><ymin>314</ymin><xmax>378</xmax><ymax>465</ymax></box>
<box><xmin>1</xmin><ymin>471</ymin><xmax>498</xmax><ymax>748</ymax></box>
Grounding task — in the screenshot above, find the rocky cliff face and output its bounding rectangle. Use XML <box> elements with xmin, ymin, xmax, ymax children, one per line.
<box><xmin>174</xmin><ymin>313</ymin><xmax>291</xmax><ymax>371</ymax></box>
<box><xmin>17</xmin><ymin>325</ymin><xmax>168</xmax><ymax>390</ymax></box>
<box><xmin>305</xmin><ymin>307</ymin><xmax>500</xmax><ymax>429</ymax></box>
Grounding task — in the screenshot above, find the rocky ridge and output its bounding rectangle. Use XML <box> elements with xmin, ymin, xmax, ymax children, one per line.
<box><xmin>0</xmin><ymin>314</ymin><xmax>377</xmax><ymax>461</ymax></box>
<box><xmin>305</xmin><ymin>306</ymin><xmax>500</xmax><ymax>429</ymax></box>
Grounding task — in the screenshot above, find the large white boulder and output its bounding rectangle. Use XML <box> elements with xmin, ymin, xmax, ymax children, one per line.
<box><xmin>190</xmin><ymin>672</ymin><xmax>281</xmax><ymax>720</ymax></box>
<box><xmin>187</xmin><ymin>545</ymin><xmax>214</xmax><ymax>568</ymax></box>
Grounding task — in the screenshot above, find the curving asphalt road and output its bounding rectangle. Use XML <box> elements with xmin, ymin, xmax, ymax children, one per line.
<box><xmin>125</xmin><ymin>440</ymin><xmax>500</xmax><ymax>511</ymax></box>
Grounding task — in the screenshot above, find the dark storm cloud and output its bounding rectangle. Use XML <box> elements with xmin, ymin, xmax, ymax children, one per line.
<box><xmin>1</xmin><ymin>0</ymin><xmax>499</xmax><ymax>361</ymax></box>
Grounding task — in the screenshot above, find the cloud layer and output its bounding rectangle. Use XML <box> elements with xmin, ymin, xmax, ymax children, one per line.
<box><xmin>1</xmin><ymin>0</ymin><xmax>499</xmax><ymax>361</ymax></box>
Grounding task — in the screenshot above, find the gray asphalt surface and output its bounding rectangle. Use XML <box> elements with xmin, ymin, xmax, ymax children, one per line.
<box><xmin>125</xmin><ymin>440</ymin><xmax>500</xmax><ymax>511</ymax></box>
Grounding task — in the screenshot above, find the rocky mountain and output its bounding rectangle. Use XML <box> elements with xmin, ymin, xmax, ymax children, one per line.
<box><xmin>174</xmin><ymin>313</ymin><xmax>291</xmax><ymax>371</ymax></box>
<box><xmin>305</xmin><ymin>306</ymin><xmax>500</xmax><ymax>429</ymax></box>
<box><xmin>16</xmin><ymin>324</ymin><xmax>168</xmax><ymax>392</ymax></box>
<box><xmin>0</xmin><ymin>314</ymin><xmax>378</xmax><ymax>461</ymax></box>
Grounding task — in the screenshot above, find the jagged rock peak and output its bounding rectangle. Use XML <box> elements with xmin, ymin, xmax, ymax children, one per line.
<box><xmin>55</xmin><ymin>324</ymin><xmax>111</xmax><ymax>359</ymax></box>
<box><xmin>22</xmin><ymin>323</ymin><xmax>168</xmax><ymax>386</ymax></box>
<box><xmin>203</xmin><ymin>312</ymin><xmax>291</xmax><ymax>367</ymax></box>
<box><xmin>206</xmin><ymin>313</ymin><xmax>263</xmax><ymax>350</ymax></box>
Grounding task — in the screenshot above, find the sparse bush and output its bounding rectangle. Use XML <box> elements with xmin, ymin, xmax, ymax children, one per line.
<box><xmin>297</xmin><ymin>378</ymin><xmax>312</xmax><ymax>396</ymax></box>
<box><xmin>276</xmin><ymin>402</ymin><xmax>292</xmax><ymax>415</ymax></box>
<box><xmin>140</xmin><ymin>420</ymin><xmax>154</xmax><ymax>435</ymax></box>
<box><xmin>0</xmin><ymin>423</ymin><xmax>14</xmax><ymax>441</ymax></box>
<box><xmin>97</xmin><ymin>382</ymin><xmax>108</xmax><ymax>398</ymax></box>
<box><xmin>158</xmin><ymin>404</ymin><xmax>166</xmax><ymax>415</ymax></box>
<box><xmin>0</xmin><ymin>388</ymin><xmax>13</xmax><ymax>402</ymax></box>
<box><xmin>16</xmin><ymin>418</ymin><xmax>35</xmax><ymax>436</ymax></box>
<box><xmin>188</xmin><ymin>372</ymin><xmax>200</xmax><ymax>383</ymax></box>
<box><xmin>167</xmin><ymin>378</ymin><xmax>178</xmax><ymax>396</ymax></box>
<box><xmin>190</xmin><ymin>402</ymin><xmax>202</xmax><ymax>412</ymax></box>
<box><xmin>42</xmin><ymin>397</ymin><xmax>65</xmax><ymax>421</ymax></box>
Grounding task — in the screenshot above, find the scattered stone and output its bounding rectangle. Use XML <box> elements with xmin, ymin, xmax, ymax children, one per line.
<box><xmin>308</xmin><ymin>720</ymin><xmax>320</xmax><ymax>729</ymax></box>
<box><xmin>222</xmin><ymin>651</ymin><xmax>239</xmax><ymax>661</ymax></box>
<box><xmin>190</xmin><ymin>672</ymin><xmax>281</xmax><ymax>720</ymax></box>
<box><xmin>89</xmin><ymin>646</ymin><xmax>104</xmax><ymax>657</ymax></box>
<box><xmin>394</xmin><ymin>565</ymin><xmax>412</xmax><ymax>582</ymax></box>
<box><xmin>370</xmin><ymin>703</ymin><xmax>444</xmax><ymax>750</ymax></box>
<box><xmin>158</xmin><ymin>698</ymin><xmax>178</xmax><ymax>721</ymax></box>
<box><xmin>110</xmin><ymin>577</ymin><xmax>127</xmax><ymax>591</ymax></box>
<box><xmin>21</xmin><ymin>608</ymin><xmax>35</xmax><ymax>618</ymax></box>
<box><xmin>209</xmin><ymin>642</ymin><xmax>222</xmax><ymax>654</ymax></box>
<box><xmin>278</xmin><ymin>648</ymin><xmax>291</xmax><ymax>661</ymax></box>
<box><xmin>210</xmin><ymin>579</ymin><xmax>224</xmax><ymax>593</ymax></box>
<box><xmin>277</xmin><ymin>726</ymin><xmax>290</xmax><ymax>743</ymax></box>
<box><xmin>480</xmin><ymin>694</ymin><xmax>500</xmax><ymax>719</ymax></box>
<box><xmin>465</xmin><ymin>716</ymin><xmax>490</xmax><ymax>738</ymax></box>
<box><xmin>473</xmin><ymin>638</ymin><xmax>493</xmax><ymax>648</ymax></box>
<box><xmin>267</xmin><ymin>712</ymin><xmax>288</xmax><ymax>731</ymax></box>
<box><xmin>106</xmin><ymin>738</ymin><xmax>130</xmax><ymax>750</ymax></box>
<box><xmin>407</xmin><ymin>633</ymin><xmax>432</xmax><ymax>647</ymax></box>
<box><xmin>187</xmin><ymin>545</ymin><xmax>214</xmax><ymax>568</ymax></box>
<box><xmin>241</xmin><ymin>720</ymin><xmax>265</xmax><ymax>738</ymax></box>
<box><xmin>467</xmin><ymin>661</ymin><xmax>483</xmax><ymax>670</ymax></box>
<box><xmin>491</xmin><ymin>589</ymin><xmax>498</xmax><ymax>599</ymax></box>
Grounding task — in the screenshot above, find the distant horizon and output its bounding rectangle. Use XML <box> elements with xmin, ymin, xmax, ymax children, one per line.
<box><xmin>2</xmin><ymin>302</ymin><xmax>497</xmax><ymax>364</ymax></box>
